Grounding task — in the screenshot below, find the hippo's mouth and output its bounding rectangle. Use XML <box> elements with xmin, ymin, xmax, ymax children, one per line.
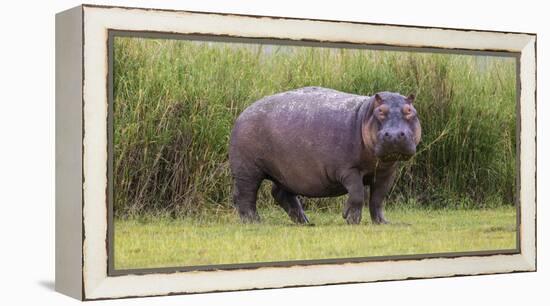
<box><xmin>379</xmin><ymin>152</ymin><xmax>413</xmax><ymax>162</ymax></box>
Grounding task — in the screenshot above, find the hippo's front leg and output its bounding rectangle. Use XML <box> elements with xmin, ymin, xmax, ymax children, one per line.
<box><xmin>341</xmin><ymin>171</ymin><xmax>365</xmax><ymax>225</ymax></box>
<box><xmin>369</xmin><ymin>170</ymin><xmax>396</xmax><ymax>224</ymax></box>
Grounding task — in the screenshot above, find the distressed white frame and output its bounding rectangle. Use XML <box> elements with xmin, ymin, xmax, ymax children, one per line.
<box><xmin>62</xmin><ymin>4</ymin><xmax>537</xmax><ymax>300</ymax></box>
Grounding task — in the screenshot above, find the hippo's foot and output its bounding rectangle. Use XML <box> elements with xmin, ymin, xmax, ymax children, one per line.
<box><xmin>371</xmin><ymin>214</ymin><xmax>389</xmax><ymax>225</ymax></box>
<box><xmin>343</xmin><ymin>205</ymin><xmax>362</xmax><ymax>225</ymax></box>
<box><xmin>238</xmin><ymin>210</ymin><xmax>261</xmax><ymax>224</ymax></box>
<box><xmin>288</xmin><ymin>208</ymin><xmax>309</xmax><ymax>224</ymax></box>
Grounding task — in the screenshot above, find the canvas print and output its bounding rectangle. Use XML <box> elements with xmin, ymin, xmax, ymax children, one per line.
<box><xmin>111</xmin><ymin>35</ymin><xmax>518</xmax><ymax>270</ymax></box>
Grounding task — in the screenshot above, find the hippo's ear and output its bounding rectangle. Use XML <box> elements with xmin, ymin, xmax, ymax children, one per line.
<box><xmin>374</xmin><ymin>93</ymin><xmax>383</xmax><ymax>107</ymax></box>
<box><xmin>406</xmin><ymin>94</ymin><xmax>416</xmax><ymax>104</ymax></box>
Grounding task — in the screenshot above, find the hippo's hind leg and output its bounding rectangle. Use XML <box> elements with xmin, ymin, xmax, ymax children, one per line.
<box><xmin>271</xmin><ymin>183</ymin><xmax>309</xmax><ymax>224</ymax></box>
<box><xmin>232</xmin><ymin>176</ymin><xmax>262</xmax><ymax>223</ymax></box>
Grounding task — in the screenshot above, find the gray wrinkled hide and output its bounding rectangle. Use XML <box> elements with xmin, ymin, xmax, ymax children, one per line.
<box><xmin>229</xmin><ymin>86</ymin><xmax>417</xmax><ymax>225</ymax></box>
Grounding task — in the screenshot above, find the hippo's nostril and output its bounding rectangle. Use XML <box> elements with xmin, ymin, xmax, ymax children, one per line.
<box><xmin>399</xmin><ymin>131</ymin><xmax>405</xmax><ymax>137</ymax></box>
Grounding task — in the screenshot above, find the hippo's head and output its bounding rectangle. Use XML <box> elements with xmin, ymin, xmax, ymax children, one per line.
<box><xmin>363</xmin><ymin>92</ymin><xmax>421</xmax><ymax>162</ymax></box>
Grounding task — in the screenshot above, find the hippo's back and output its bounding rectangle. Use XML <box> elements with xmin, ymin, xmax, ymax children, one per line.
<box><xmin>231</xmin><ymin>87</ymin><xmax>368</xmax><ymax>152</ymax></box>
<box><xmin>237</xmin><ymin>86</ymin><xmax>365</xmax><ymax>122</ymax></box>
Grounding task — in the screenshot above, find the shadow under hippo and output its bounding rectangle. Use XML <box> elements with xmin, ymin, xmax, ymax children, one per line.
<box><xmin>229</xmin><ymin>86</ymin><xmax>421</xmax><ymax>225</ymax></box>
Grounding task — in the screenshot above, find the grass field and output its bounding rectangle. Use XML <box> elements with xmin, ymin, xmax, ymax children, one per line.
<box><xmin>114</xmin><ymin>206</ymin><xmax>517</xmax><ymax>269</ymax></box>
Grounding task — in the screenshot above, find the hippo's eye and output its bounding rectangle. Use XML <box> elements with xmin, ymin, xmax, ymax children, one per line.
<box><xmin>376</xmin><ymin>105</ymin><xmax>389</xmax><ymax>121</ymax></box>
<box><xmin>403</xmin><ymin>105</ymin><xmax>415</xmax><ymax>120</ymax></box>
<box><xmin>376</xmin><ymin>108</ymin><xmax>386</xmax><ymax>121</ymax></box>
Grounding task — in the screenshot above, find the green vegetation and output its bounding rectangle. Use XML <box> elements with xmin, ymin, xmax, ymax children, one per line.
<box><xmin>113</xmin><ymin>37</ymin><xmax>517</xmax><ymax>217</ymax></box>
<box><xmin>112</xmin><ymin>37</ymin><xmax>518</xmax><ymax>269</ymax></box>
<box><xmin>114</xmin><ymin>205</ymin><xmax>516</xmax><ymax>269</ymax></box>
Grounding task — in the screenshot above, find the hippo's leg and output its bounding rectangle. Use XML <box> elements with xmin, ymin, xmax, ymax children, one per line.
<box><xmin>341</xmin><ymin>171</ymin><xmax>365</xmax><ymax>225</ymax></box>
<box><xmin>271</xmin><ymin>183</ymin><xmax>309</xmax><ymax>224</ymax></box>
<box><xmin>232</xmin><ymin>176</ymin><xmax>262</xmax><ymax>223</ymax></box>
<box><xmin>368</xmin><ymin>171</ymin><xmax>396</xmax><ymax>224</ymax></box>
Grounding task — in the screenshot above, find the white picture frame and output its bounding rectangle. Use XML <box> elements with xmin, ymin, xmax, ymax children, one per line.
<box><xmin>55</xmin><ymin>4</ymin><xmax>536</xmax><ymax>300</ymax></box>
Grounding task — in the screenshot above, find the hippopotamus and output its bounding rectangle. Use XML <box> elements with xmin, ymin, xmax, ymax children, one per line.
<box><xmin>229</xmin><ymin>86</ymin><xmax>421</xmax><ymax>225</ymax></box>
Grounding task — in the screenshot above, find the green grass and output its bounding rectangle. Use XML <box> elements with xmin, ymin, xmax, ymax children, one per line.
<box><xmin>113</xmin><ymin>37</ymin><xmax>517</xmax><ymax>216</ymax></box>
<box><xmin>114</xmin><ymin>205</ymin><xmax>516</xmax><ymax>269</ymax></box>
